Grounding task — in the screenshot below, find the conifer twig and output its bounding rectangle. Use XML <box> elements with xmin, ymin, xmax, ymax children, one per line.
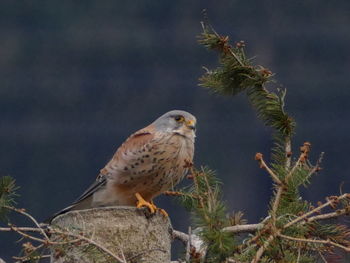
<box><xmin>0</xmin><ymin>226</ymin><xmax>43</xmax><ymax>233</ymax></box>
<box><xmin>251</xmin><ymin>234</ymin><xmax>276</xmax><ymax>263</ymax></box>
<box><xmin>0</xmin><ymin>219</ymin><xmax>127</xmax><ymax>263</ymax></box>
<box><xmin>253</xmin><ymin>181</ymin><xmax>284</xmax><ymax>261</ymax></box>
<box><xmin>255</xmin><ymin>153</ymin><xmax>282</xmax><ymax>185</ymax></box>
<box><xmin>285</xmin><ymin>142</ymin><xmax>311</xmax><ymax>181</ymax></box>
<box><xmin>307</xmin><ymin>208</ymin><xmax>350</xmax><ymax>223</ymax></box>
<box><xmin>0</xmin><ymin>225</ymin><xmax>82</xmax><ymax>246</ymax></box>
<box><xmin>4</xmin><ymin>205</ymin><xmax>50</xmax><ymax>241</ymax></box>
<box><xmin>284</xmin><ymin>194</ymin><xmax>350</xmax><ymax>229</ymax></box>
<box><xmin>174</xmin><ymin>223</ymin><xmax>264</xmax><ymax>246</ymax></box>
<box><xmin>278</xmin><ymin>233</ymin><xmax>350</xmax><ymax>252</ymax></box>
<box><xmin>318</xmin><ymin>251</ymin><xmax>327</xmax><ymax>263</ymax></box>
<box><xmin>200</xmin><ymin>21</ymin><xmax>244</xmax><ymax>67</ymax></box>
<box><xmin>8</xmin><ymin>224</ymin><xmax>47</xmax><ymax>243</ymax></box>
<box><xmin>271</xmin><ymin>187</ymin><xmax>284</xmax><ymax>224</ymax></box>
<box><xmin>222</xmin><ymin>223</ymin><xmax>263</xmax><ymax>233</ymax></box>
<box><xmin>304</xmin><ymin>152</ymin><xmax>324</xmax><ymax>180</ymax></box>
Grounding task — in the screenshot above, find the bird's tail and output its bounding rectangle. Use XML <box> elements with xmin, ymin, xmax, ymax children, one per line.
<box><xmin>44</xmin><ymin>204</ymin><xmax>75</xmax><ymax>224</ymax></box>
<box><xmin>45</xmin><ymin>174</ymin><xmax>106</xmax><ymax>223</ymax></box>
<box><xmin>44</xmin><ymin>196</ymin><xmax>93</xmax><ymax>224</ymax></box>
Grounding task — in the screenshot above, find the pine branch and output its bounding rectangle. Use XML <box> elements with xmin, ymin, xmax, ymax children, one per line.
<box><xmin>0</xmin><ymin>176</ymin><xmax>19</xmax><ymax>220</ymax></box>
<box><xmin>4</xmin><ymin>205</ymin><xmax>50</xmax><ymax>241</ymax></box>
<box><xmin>222</xmin><ymin>224</ymin><xmax>263</xmax><ymax>234</ymax></box>
<box><xmin>283</xmin><ymin>194</ymin><xmax>350</xmax><ymax>229</ymax></box>
<box><xmin>278</xmin><ymin>233</ymin><xmax>350</xmax><ymax>252</ymax></box>
<box><xmin>195</xmin><ymin>20</ymin><xmax>350</xmax><ymax>262</ymax></box>
<box><xmin>251</xmin><ymin>234</ymin><xmax>276</xmax><ymax>263</ymax></box>
<box><xmin>308</xmin><ymin>208</ymin><xmax>350</xmax><ymax>223</ymax></box>
<box><xmin>0</xmin><ymin>208</ymin><xmax>127</xmax><ymax>263</ymax></box>
<box><xmin>176</xmin><ymin>167</ymin><xmax>237</xmax><ymax>262</ymax></box>
<box><xmin>255</xmin><ymin>153</ymin><xmax>282</xmax><ymax>185</ymax></box>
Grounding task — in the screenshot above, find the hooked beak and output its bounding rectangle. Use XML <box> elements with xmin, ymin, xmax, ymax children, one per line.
<box><xmin>186</xmin><ymin>119</ymin><xmax>196</xmax><ymax>131</ymax></box>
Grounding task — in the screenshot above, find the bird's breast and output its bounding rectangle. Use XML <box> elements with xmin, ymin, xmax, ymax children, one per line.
<box><xmin>107</xmin><ymin>132</ymin><xmax>194</xmax><ymax>203</ymax></box>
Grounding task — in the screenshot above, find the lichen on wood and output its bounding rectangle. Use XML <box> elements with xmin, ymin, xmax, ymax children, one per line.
<box><xmin>50</xmin><ymin>206</ymin><xmax>172</xmax><ymax>263</ymax></box>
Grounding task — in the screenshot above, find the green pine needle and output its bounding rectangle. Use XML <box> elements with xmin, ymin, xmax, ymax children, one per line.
<box><xmin>0</xmin><ymin>176</ymin><xmax>19</xmax><ymax>221</ymax></box>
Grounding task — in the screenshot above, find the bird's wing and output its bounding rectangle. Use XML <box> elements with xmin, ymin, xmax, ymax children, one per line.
<box><xmin>71</xmin><ymin>173</ymin><xmax>107</xmax><ymax>205</ymax></box>
<box><xmin>101</xmin><ymin>126</ymin><xmax>160</xmax><ymax>182</ymax></box>
<box><xmin>74</xmin><ymin>127</ymin><xmax>156</xmax><ymax>203</ymax></box>
<box><xmin>47</xmin><ymin>127</ymin><xmax>158</xmax><ymax>223</ymax></box>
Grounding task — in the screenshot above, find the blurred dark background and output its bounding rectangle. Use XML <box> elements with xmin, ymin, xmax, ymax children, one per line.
<box><xmin>1</xmin><ymin>0</ymin><xmax>350</xmax><ymax>260</ymax></box>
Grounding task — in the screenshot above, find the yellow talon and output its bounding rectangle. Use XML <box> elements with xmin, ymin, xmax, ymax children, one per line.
<box><xmin>135</xmin><ymin>193</ymin><xmax>156</xmax><ymax>213</ymax></box>
<box><xmin>135</xmin><ymin>193</ymin><xmax>169</xmax><ymax>217</ymax></box>
<box><xmin>151</xmin><ymin>200</ymin><xmax>169</xmax><ymax>217</ymax></box>
<box><xmin>158</xmin><ymin>208</ymin><xmax>169</xmax><ymax>217</ymax></box>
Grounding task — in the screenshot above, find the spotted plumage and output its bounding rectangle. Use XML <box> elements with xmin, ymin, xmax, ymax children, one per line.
<box><xmin>50</xmin><ymin>110</ymin><xmax>196</xmax><ymax>220</ymax></box>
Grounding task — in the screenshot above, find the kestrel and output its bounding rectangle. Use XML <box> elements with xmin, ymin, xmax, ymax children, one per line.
<box><xmin>50</xmin><ymin>110</ymin><xmax>196</xmax><ymax>220</ymax></box>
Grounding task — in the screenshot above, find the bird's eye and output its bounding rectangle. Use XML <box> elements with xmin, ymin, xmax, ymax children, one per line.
<box><xmin>174</xmin><ymin>115</ymin><xmax>185</xmax><ymax>122</ymax></box>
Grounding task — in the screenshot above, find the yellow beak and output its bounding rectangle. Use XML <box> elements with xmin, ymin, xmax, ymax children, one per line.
<box><xmin>186</xmin><ymin>119</ymin><xmax>196</xmax><ymax>130</ymax></box>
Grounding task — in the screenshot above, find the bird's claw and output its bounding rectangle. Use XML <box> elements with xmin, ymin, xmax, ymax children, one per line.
<box><xmin>150</xmin><ymin>200</ymin><xmax>169</xmax><ymax>217</ymax></box>
<box><xmin>135</xmin><ymin>193</ymin><xmax>156</xmax><ymax>213</ymax></box>
<box><xmin>157</xmin><ymin>208</ymin><xmax>168</xmax><ymax>217</ymax></box>
<box><xmin>135</xmin><ymin>193</ymin><xmax>168</xmax><ymax>217</ymax></box>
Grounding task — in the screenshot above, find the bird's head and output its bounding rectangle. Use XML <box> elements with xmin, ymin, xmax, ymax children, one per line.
<box><xmin>153</xmin><ymin>110</ymin><xmax>196</xmax><ymax>139</ymax></box>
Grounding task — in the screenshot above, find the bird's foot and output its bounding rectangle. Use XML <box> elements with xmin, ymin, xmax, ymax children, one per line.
<box><xmin>135</xmin><ymin>193</ymin><xmax>156</xmax><ymax>214</ymax></box>
<box><xmin>135</xmin><ymin>193</ymin><xmax>168</xmax><ymax>217</ymax></box>
<box><xmin>150</xmin><ymin>200</ymin><xmax>169</xmax><ymax>216</ymax></box>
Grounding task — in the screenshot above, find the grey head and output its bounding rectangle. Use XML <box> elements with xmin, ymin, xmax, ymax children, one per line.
<box><xmin>152</xmin><ymin>110</ymin><xmax>196</xmax><ymax>136</ymax></box>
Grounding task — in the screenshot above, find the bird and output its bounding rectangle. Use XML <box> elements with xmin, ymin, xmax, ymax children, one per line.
<box><xmin>49</xmin><ymin>110</ymin><xmax>196</xmax><ymax>221</ymax></box>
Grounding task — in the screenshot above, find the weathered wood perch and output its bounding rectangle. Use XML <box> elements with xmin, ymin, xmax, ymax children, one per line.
<box><xmin>50</xmin><ymin>206</ymin><xmax>172</xmax><ymax>263</ymax></box>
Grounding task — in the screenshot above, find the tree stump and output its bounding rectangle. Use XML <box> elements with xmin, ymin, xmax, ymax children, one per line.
<box><xmin>50</xmin><ymin>206</ymin><xmax>172</xmax><ymax>263</ymax></box>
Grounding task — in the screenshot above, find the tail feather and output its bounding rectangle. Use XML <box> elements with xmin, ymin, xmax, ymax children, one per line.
<box><xmin>45</xmin><ymin>191</ymin><xmax>95</xmax><ymax>223</ymax></box>
<box><xmin>44</xmin><ymin>205</ymin><xmax>75</xmax><ymax>224</ymax></box>
<box><xmin>45</xmin><ymin>174</ymin><xmax>107</xmax><ymax>224</ymax></box>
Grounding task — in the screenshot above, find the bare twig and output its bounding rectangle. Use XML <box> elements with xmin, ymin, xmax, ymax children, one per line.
<box><xmin>163</xmin><ymin>191</ymin><xmax>198</xmax><ymax>200</ymax></box>
<box><xmin>222</xmin><ymin>224</ymin><xmax>263</xmax><ymax>234</ymax></box>
<box><xmin>116</xmin><ymin>241</ymin><xmax>127</xmax><ymax>263</ymax></box>
<box><xmin>318</xmin><ymin>251</ymin><xmax>327</xmax><ymax>263</ymax></box>
<box><xmin>192</xmin><ymin>169</ymin><xmax>206</xmax><ymax>212</ymax></box>
<box><xmin>296</xmin><ymin>247</ymin><xmax>301</xmax><ymax>263</ymax></box>
<box><xmin>1</xmin><ymin>225</ymin><xmax>83</xmax><ymax>246</ymax></box>
<box><xmin>285</xmin><ymin>142</ymin><xmax>311</xmax><ymax>182</ymax></box>
<box><xmin>50</xmin><ymin>228</ymin><xmax>126</xmax><ymax>263</ymax></box>
<box><xmin>173</xmin><ymin>230</ymin><xmax>189</xmax><ymax>245</ymax></box>
<box><xmin>271</xmin><ymin>187</ymin><xmax>283</xmax><ymax>224</ymax></box>
<box><xmin>186</xmin><ymin>227</ymin><xmax>192</xmax><ymax>262</ymax></box>
<box><xmin>307</xmin><ymin>207</ymin><xmax>350</xmax><ymax>223</ymax></box>
<box><xmin>0</xmin><ymin>226</ymin><xmax>43</xmax><ymax>233</ymax></box>
<box><xmin>4</xmin><ymin>206</ymin><xmax>49</xmax><ymax>241</ymax></box>
<box><xmin>279</xmin><ymin>233</ymin><xmax>350</xmax><ymax>252</ymax></box>
<box><xmin>173</xmin><ymin>223</ymin><xmax>263</xmax><ymax>242</ymax></box>
<box><xmin>284</xmin><ymin>194</ymin><xmax>349</xmax><ymax>229</ymax></box>
<box><xmin>13</xmin><ymin>254</ymin><xmax>50</xmax><ymax>263</ymax></box>
<box><xmin>8</xmin><ymin>224</ymin><xmax>47</xmax><ymax>243</ymax></box>
<box><xmin>285</xmin><ymin>137</ymin><xmax>292</xmax><ymax>170</ymax></box>
<box><xmin>255</xmin><ymin>153</ymin><xmax>282</xmax><ymax>185</ymax></box>
<box><xmin>126</xmin><ymin>248</ymin><xmax>167</xmax><ymax>262</ymax></box>
<box><xmin>251</xmin><ymin>234</ymin><xmax>276</xmax><ymax>263</ymax></box>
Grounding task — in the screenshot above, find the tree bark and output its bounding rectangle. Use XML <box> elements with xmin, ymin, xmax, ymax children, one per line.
<box><xmin>50</xmin><ymin>207</ymin><xmax>172</xmax><ymax>263</ymax></box>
